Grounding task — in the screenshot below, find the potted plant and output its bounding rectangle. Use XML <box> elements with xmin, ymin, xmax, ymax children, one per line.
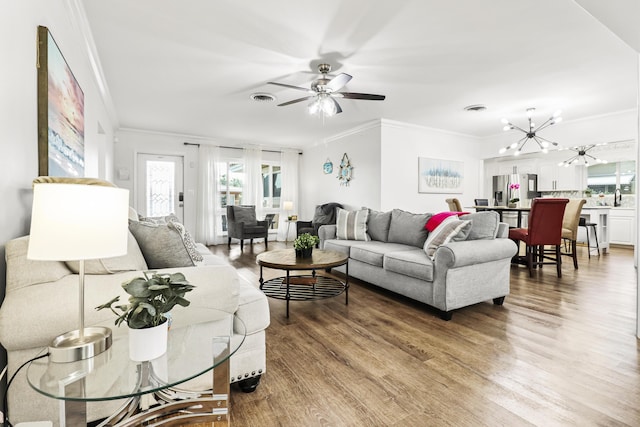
<box><xmin>508</xmin><ymin>197</ymin><xmax>520</xmax><ymax>208</ymax></box>
<box><xmin>293</xmin><ymin>233</ymin><xmax>319</xmax><ymax>258</ymax></box>
<box><xmin>96</xmin><ymin>272</ymin><xmax>195</xmax><ymax>361</ymax></box>
<box><xmin>584</xmin><ymin>188</ymin><xmax>593</xmax><ymax>197</ymax></box>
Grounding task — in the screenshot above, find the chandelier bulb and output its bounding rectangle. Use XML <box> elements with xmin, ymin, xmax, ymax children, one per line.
<box><xmin>499</xmin><ymin>147</ymin><xmax>507</xmax><ymax>154</ymax></box>
<box><xmin>553</xmin><ymin>109</ymin><xmax>562</xmax><ymax>118</ymax></box>
<box><xmin>501</xmin><ymin>118</ymin><xmax>509</xmax><ymax>124</ymax></box>
<box><xmin>509</xmin><ymin>142</ymin><xmax>518</xmax><ymax>149</ymax></box>
<box><xmin>557</xmin><ymin>162</ymin><xmax>564</xmax><ymax>167</ymax></box>
<box><xmin>542</xmin><ymin>148</ymin><xmax>548</xmax><ymax>154</ymax></box>
<box><xmin>526</xmin><ymin>108</ymin><xmax>535</xmax><ymax>117</ymax></box>
<box><xmin>514</xmin><ymin>150</ymin><xmax>521</xmax><ymax>156</ymax></box>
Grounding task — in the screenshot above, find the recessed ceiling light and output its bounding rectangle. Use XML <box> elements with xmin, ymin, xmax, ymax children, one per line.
<box><xmin>250</xmin><ymin>93</ymin><xmax>276</xmax><ymax>103</ymax></box>
<box><xmin>464</xmin><ymin>104</ymin><xmax>487</xmax><ymax>112</ymax></box>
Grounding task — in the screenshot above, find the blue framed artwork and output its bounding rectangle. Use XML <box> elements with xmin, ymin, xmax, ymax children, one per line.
<box><xmin>418</xmin><ymin>157</ymin><xmax>463</xmax><ymax>193</ymax></box>
<box><xmin>37</xmin><ymin>26</ymin><xmax>85</xmax><ymax>177</ymax></box>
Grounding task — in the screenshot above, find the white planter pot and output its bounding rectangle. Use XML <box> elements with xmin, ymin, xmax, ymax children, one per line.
<box><xmin>128</xmin><ymin>321</ymin><xmax>168</xmax><ymax>361</ymax></box>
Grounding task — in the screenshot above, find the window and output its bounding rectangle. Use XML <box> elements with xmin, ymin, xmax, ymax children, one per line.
<box><xmin>216</xmin><ymin>159</ymin><xmax>282</xmax><ymax>233</ymax></box>
<box><xmin>587</xmin><ymin>161</ymin><xmax>635</xmax><ymax>195</ymax></box>
<box><xmin>262</xmin><ymin>164</ymin><xmax>281</xmax><ymax>209</ymax></box>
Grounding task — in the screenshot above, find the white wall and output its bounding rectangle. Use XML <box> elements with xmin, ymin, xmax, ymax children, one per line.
<box><xmin>0</xmin><ymin>0</ymin><xmax>117</xmax><ymax>412</ymax></box>
<box><xmin>298</xmin><ymin>122</ymin><xmax>382</xmax><ymax>219</ymax></box>
<box><xmin>380</xmin><ymin>120</ymin><xmax>483</xmax><ymax>212</ymax></box>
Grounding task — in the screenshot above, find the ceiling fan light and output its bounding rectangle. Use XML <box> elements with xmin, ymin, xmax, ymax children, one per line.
<box><xmin>307</xmin><ymin>99</ymin><xmax>320</xmax><ymax>115</ymax></box>
<box><xmin>319</xmin><ymin>95</ymin><xmax>336</xmax><ymax>116</ymax></box>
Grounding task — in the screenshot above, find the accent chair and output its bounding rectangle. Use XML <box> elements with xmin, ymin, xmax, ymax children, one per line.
<box><xmin>226</xmin><ymin>205</ymin><xmax>269</xmax><ymax>250</ymax></box>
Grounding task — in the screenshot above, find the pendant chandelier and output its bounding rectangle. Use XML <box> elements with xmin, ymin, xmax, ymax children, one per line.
<box><xmin>558</xmin><ymin>143</ymin><xmax>608</xmax><ymax>167</ymax></box>
<box><xmin>498</xmin><ymin>108</ymin><xmax>562</xmax><ymax>155</ymax></box>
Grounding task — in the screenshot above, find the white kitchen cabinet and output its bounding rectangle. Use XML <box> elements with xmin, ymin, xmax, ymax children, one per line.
<box><xmin>538</xmin><ymin>163</ymin><xmax>583</xmax><ymax>191</ymax></box>
<box><xmin>609</xmin><ymin>208</ymin><xmax>636</xmax><ymax>246</ymax></box>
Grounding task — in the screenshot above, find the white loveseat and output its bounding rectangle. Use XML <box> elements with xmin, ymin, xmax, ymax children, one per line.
<box><xmin>0</xmin><ymin>212</ymin><xmax>270</xmax><ymax>425</ymax></box>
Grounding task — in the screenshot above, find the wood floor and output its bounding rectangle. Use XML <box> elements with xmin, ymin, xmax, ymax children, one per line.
<box><xmin>210</xmin><ymin>242</ymin><xmax>639</xmax><ymax>427</ymax></box>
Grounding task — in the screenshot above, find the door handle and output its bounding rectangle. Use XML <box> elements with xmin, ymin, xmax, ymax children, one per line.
<box><xmin>179</xmin><ymin>192</ymin><xmax>184</xmax><ymax>202</ymax></box>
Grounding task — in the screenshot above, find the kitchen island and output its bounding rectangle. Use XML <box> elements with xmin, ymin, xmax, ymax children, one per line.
<box><xmin>580</xmin><ymin>206</ymin><xmax>610</xmax><ymax>254</ymax></box>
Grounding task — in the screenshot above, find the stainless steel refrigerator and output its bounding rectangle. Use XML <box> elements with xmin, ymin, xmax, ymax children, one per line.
<box><xmin>492</xmin><ymin>174</ymin><xmax>539</xmax><ymax>207</ymax></box>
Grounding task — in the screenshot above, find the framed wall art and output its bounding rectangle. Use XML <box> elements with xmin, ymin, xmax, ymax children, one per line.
<box><xmin>37</xmin><ymin>25</ymin><xmax>85</xmax><ymax>177</ymax></box>
<box><xmin>418</xmin><ymin>157</ymin><xmax>463</xmax><ymax>193</ymax></box>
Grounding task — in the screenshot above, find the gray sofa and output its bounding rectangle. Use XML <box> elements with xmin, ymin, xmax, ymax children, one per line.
<box><xmin>319</xmin><ymin>209</ymin><xmax>518</xmax><ymax>320</ymax></box>
<box><xmin>0</xmin><ymin>209</ymin><xmax>270</xmax><ymax>425</ymax></box>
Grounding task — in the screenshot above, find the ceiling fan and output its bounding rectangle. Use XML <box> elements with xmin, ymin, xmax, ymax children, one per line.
<box><xmin>267</xmin><ymin>63</ymin><xmax>385</xmax><ymax>116</ymax></box>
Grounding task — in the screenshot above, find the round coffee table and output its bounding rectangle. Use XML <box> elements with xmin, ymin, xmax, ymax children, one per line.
<box><xmin>256</xmin><ymin>249</ymin><xmax>349</xmax><ymax>317</ymax></box>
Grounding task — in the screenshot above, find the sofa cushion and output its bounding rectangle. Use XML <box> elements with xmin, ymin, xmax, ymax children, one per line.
<box><xmin>336</xmin><ymin>208</ymin><xmax>370</xmax><ymax>241</ymax></box>
<box><xmin>459</xmin><ymin>211</ymin><xmax>500</xmax><ymax>240</ymax></box>
<box><xmin>65</xmin><ymin>231</ymin><xmax>148</xmax><ymax>274</ymax></box>
<box><xmin>129</xmin><ymin>220</ymin><xmax>203</xmax><ymax>268</ymax></box>
<box><xmin>424</xmin><ymin>217</ymin><xmax>472</xmax><ymax>259</ymax></box>
<box><xmin>387</xmin><ymin>209</ymin><xmax>431</xmax><ymax>248</ymax></box>
<box><xmin>365</xmin><ymin>209</ymin><xmax>392</xmax><ymax>242</ymax></box>
<box><xmin>349</xmin><ymin>241</ymin><xmax>417</xmax><ymax>267</ymax></box>
<box><xmin>384</xmin><ymin>249</ymin><xmax>434</xmax><ymax>282</ymax></box>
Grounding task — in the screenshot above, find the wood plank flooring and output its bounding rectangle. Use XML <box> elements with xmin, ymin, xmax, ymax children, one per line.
<box><xmin>209</xmin><ymin>242</ymin><xmax>639</xmax><ymax>427</ymax></box>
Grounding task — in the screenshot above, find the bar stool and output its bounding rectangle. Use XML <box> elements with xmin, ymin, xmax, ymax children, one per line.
<box><xmin>579</xmin><ymin>217</ymin><xmax>600</xmax><ymax>258</ymax></box>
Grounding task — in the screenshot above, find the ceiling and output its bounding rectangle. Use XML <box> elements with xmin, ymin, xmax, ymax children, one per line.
<box><xmin>81</xmin><ymin>0</ymin><xmax>638</xmax><ymax>149</ymax></box>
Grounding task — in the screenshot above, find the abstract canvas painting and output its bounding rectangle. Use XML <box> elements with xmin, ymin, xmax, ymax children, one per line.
<box><xmin>37</xmin><ymin>26</ymin><xmax>85</xmax><ymax>177</ymax></box>
<box><xmin>418</xmin><ymin>157</ymin><xmax>463</xmax><ymax>193</ymax></box>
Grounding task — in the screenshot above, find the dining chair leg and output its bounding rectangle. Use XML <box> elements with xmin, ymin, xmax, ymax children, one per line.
<box><xmin>526</xmin><ymin>244</ymin><xmax>534</xmax><ymax>277</ymax></box>
<box><xmin>571</xmin><ymin>240</ymin><xmax>578</xmax><ymax>269</ymax></box>
<box><xmin>555</xmin><ymin>245</ymin><xmax>562</xmax><ymax>277</ymax></box>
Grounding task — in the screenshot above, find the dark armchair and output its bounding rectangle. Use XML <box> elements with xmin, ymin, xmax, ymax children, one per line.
<box><xmin>226</xmin><ymin>205</ymin><xmax>269</xmax><ymax>250</ymax></box>
<box><xmin>296</xmin><ymin>202</ymin><xmax>343</xmax><ymax>240</ymax></box>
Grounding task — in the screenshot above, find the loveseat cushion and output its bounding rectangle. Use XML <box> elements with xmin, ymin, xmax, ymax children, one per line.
<box><xmin>387</xmin><ymin>209</ymin><xmax>431</xmax><ymax>248</ymax></box>
<box><xmin>350</xmin><ymin>241</ymin><xmax>416</xmax><ymax>267</ymax></box>
<box><xmin>365</xmin><ymin>209</ymin><xmax>392</xmax><ymax>242</ymax></box>
<box><xmin>384</xmin><ymin>249</ymin><xmax>434</xmax><ymax>282</ymax></box>
<box><xmin>459</xmin><ymin>211</ymin><xmax>500</xmax><ymax>240</ymax></box>
<box><xmin>66</xmin><ymin>231</ymin><xmax>148</xmax><ymax>274</ymax></box>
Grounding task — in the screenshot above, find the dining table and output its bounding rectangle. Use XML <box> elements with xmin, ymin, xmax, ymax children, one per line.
<box><xmin>469</xmin><ymin>205</ymin><xmax>531</xmax><ymax>228</ymax></box>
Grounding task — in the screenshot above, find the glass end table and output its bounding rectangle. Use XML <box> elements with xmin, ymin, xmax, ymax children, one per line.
<box><xmin>27</xmin><ymin>307</ymin><xmax>245</xmax><ymax>426</ymax></box>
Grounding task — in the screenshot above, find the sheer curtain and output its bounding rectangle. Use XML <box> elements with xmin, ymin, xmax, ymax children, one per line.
<box><xmin>196</xmin><ymin>145</ymin><xmax>221</xmax><ymax>245</ymax></box>
<box><xmin>277</xmin><ymin>150</ymin><xmax>299</xmax><ymax>241</ymax></box>
<box><xmin>243</xmin><ymin>147</ymin><xmax>263</xmax><ymax>214</ymax></box>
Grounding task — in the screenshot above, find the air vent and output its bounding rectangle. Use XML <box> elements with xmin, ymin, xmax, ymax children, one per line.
<box><xmin>464</xmin><ymin>104</ymin><xmax>487</xmax><ymax>112</ymax></box>
<box><xmin>250</xmin><ymin>93</ymin><xmax>276</xmax><ymax>102</ymax></box>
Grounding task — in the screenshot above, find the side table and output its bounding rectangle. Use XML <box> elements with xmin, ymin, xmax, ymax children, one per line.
<box><xmin>27</xmin><ymin>308</ymin><xmax>245</xmax><ymax>426</ymax></box>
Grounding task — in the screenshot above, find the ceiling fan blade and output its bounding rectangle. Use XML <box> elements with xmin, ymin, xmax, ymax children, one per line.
<box><xmin>277</xmin><ymin>96</ymin><xmax>315</xmax><ymax>107</ymax></box>
<box><xmin>336</xmin><ymin>92</ymin><xmax>386</xmax><ymax>101</ymax></box>
<box><xmin>267</xmin><ymin>82</ymin><xmax>313</xmax><ymax>93</ymax></box>
<box><xmin>326</xmin><ymin>73</ymin><xmax>352</xmax><ymax>92</ymax></box>
<box><xmin>331</xmin><ymin>97</ymin><xmax>343</xmax><ymax>114</ymax></box>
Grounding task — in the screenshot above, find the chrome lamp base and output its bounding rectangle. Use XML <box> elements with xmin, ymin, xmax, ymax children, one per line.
<box><xmin>48</xmin><ymin>326</ymin><xmax>113</xmax><ymax>363</ymax></box>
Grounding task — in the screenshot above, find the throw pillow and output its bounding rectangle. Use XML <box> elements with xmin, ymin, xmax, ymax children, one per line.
<box><xmin>129</xmin><ymin>220</ymin><xmax>203</xmax><ymax>268</ymax></box>
<box><xmin>387</xmin><ymin>209</ymin><xmax>431</xmax><ymax>248</ymax></box>
<box><xmin>459</xmin><ymin>211</ymin><xmax>500</xmax><ymax>240</ymax></box>
<box><xmin>423</xmin><ymin>217</ymin><xmax>472</xmax><ymax>259</ymax></box>
<box><xmin>336</xmin><ymin>208</ymin><xmax>370</xmax><ymax>241</ymax></box>
<box><xmin>365</xmin><ymin>208</ymin><xmax>392</xmax><ymax>242</ymax></box>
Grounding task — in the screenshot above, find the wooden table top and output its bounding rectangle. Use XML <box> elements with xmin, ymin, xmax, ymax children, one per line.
<box><xmin>256</xmin><ymin>249</ymin><xmax>348</xmax><ymax>270</ymax></box>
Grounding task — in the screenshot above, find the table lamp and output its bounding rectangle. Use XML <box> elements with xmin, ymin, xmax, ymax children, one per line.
<box><xmin>27</xmin><ymin>182</ymin><xmax>129</xmax><ymax>362</ymax></box>
<box><xmin>283</xmin><ymin>201</ymin><xmax>294</xmax><ymax>219</ymax></box>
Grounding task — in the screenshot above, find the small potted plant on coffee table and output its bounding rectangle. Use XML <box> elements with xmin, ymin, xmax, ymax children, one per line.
<box><xmin>293</xmin><ymin>233</ymin><xmax>319</xmax><ymax>258</ymax></box>
<box><xmin>96</xmin><ymin>272</ymin><xmax>195</xmax><ymax>361</ymax></box>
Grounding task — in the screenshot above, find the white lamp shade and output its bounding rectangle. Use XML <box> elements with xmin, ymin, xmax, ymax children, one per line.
<box><xmin>283</xmin><ymin>201</ymin><xmax>294</xmax><ymax>211</ymax></box>
<box><xmin>27</xmin><ymin>183</ymin><xmax>130</xmax><ymax>261</ymax></box>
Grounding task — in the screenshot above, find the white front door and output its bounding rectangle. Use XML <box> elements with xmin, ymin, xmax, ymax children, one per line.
<box><xmin>136</xmin><ymin>153</ymin><xmax>184</xmax><ymax>222</ymax></box>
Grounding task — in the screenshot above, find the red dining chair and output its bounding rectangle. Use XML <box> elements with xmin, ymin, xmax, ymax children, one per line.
<box><xmin>508</xmin><ymin>198</ymin><xmax>569</xmax><ymax>277</ymax></box>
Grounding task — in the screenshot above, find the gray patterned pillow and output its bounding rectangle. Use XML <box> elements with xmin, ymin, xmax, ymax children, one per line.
<box><xmin>129</xmin><ymin>220</ymin><xmax>203</xmax><ymax>269</ymax></box>
<box><xmin>336</xmin><ymin>208</ymin><xmax>370</xmax><ymax>241</ymax></box>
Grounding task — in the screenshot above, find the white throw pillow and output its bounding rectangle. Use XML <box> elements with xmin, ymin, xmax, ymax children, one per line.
<box><xmin>336</xmin><ymin>208</ymin><xmax>370</xmax><ymax>241</ymax></box>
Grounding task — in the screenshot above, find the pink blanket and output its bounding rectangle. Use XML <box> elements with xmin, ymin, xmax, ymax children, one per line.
<box><xmin>425</xmin><ymin>211</ymin><xmax>469</xmax><ymax>231</ymax></box>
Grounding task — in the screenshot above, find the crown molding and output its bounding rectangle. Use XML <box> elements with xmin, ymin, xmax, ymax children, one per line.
<box><xmin>65</xmin><ymin>0</ymin><xmax>119</xmax><ymax>129</ymax></box>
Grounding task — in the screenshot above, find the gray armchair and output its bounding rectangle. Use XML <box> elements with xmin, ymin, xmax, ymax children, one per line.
<box><xmin>227</xmin><ymin>205</ymin><xmax>269</xmax><ymax>250</ymax></box>
<box><xmin>296</xmin><ymin>202</ymin><xmax>343</xmax><ymax>241</ymax></box>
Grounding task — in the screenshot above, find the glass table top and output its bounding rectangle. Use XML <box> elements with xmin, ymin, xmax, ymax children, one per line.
<box><xmin>27</xmin><ymin>307</ymin><xmax>245</xmax><ymax>402</ymax></box>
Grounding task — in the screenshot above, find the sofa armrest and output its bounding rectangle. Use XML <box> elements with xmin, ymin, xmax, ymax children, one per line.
<box><xmin>434</xmin><ymin>238</ymin><xmax>517</xmax><ymax>270</ymax></box>
<box><xmin>318</xmin><ymin>224</ymin><xmax>337</xmax><ymax>249</ymax></box>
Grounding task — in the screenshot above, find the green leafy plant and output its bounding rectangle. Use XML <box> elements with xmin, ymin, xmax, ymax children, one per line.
<box><xmin>293</xmin><ymin>233</ymin><xmax>319</xmax><ymax>250</ymax></box>
<box><xmin>584</xmin><ymin>188</ymin><xmax>592</xmax><ymax>196</ymax></box>
<box><xmin>96</xmin><ymin>272</ymin><xmax>195</xmax><ymax>329</ymax></box>
<box><xmin>509</xmin><ymin>197</ymin><xmax>520</xmax><ymax>204</ymax></box>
